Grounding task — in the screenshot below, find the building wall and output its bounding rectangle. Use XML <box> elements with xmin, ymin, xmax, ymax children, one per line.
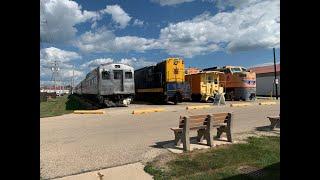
<box><xmin>256</xmin><ymin>73</ymin><xmax>280</xmax><ymax>96</ymax></box>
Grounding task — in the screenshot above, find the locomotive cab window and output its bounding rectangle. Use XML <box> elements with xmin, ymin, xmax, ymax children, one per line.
<box><xmin>102</xmin><ymin>71</ymin><xmax>110</xmax><ymax>80</ymax></box>
<box><xmin>231</xmin><ymin>67</ymin><xmax>241</xmax><ymax>73</ymax></box>
<box><xmin>223</xmin><ymin>69</ymin><xmax>231</xmax><ymax>74</ymax></box>
<box><xmin>125</xmin><ymin>72</ymin><xmax>132</xmax><ymax>79</ymax></box>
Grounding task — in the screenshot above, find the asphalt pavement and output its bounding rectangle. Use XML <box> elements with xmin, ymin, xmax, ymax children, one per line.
<box><xmin>40</xmin><ymin>100</ymin><xmax>280</xmax><ymax>179</ymax></box>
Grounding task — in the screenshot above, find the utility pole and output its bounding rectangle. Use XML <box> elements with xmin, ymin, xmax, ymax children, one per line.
<box><xmin>50</xmin><ymin>60</ymin><xmax>62</xmax><ymax>94</ymax></box>
<box><xmin>273</xmin><ymin>48</ymin><xmax>279</xmax><ymax>100</ymax></box>
<box><xmin>71</xmin><ymin>64</ymin><xmax>75</xmax><ymax>94</ymax></box>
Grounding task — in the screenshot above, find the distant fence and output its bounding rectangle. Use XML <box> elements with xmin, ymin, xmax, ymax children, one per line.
<box><xmin>40</xmin><ymin>92</ymin><xmax>57</xmax><ymax>102</ymax></box>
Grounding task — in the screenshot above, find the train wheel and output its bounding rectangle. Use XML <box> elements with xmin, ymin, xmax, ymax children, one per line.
<box><xmin>173</xmin><ymin>94</ymin><xmax>179</xmax><ymax>105</ymax></box>
<box><xmin>173</xmin><ymin>97</ymin><xmax>178</xmax><ymax>105</ymax></box>
<box><xmin>97</xmin><ymin>95</ymin><xmax>104</xmax><ymax>105</ymax></box>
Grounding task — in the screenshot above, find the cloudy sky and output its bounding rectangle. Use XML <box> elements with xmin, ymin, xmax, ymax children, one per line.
<box><xmin>40</xmin><ymin>0</ymin><xmax>280</xmax><ymax>85</ymax></box>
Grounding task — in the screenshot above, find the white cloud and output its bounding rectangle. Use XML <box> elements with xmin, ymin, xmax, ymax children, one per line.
<box><xmin>133</xmin><ymin>19</ymin><xmax>144</xmax><ymax>26</ymax></box>
<box><xmin>158</xmin><ymin>0</ymin><xmax>280</xmax><ymax>57</ymax></box>
<box><xmin>119</xmin><ymin>58</ymin><xmax>156</xmax><ymax>69</ymax></box>
<box><xmin>70</xmin><ymin>0</ymin><xmax>279</xmax><ymax>58</ymax></box>
<box><xmin>102</xmin><ymin>5</ymin><xmax>132</xmax><ymax>28</ymax></box>
<box><xmin>40</xmin><ymin>0</ymin><xmax>99</xmax><ymax>43</ymax></box>
<box><xmin>40</xmin><ymin>47</ymin><xmax>84</xmax><ymax>84</ymax></box>
<box><xmin>248</xmin><ymin>60</ymin><xmax>280</xmax><ymax>68</ymax></box>
<box><xmin>151</xmin><ymin>0</ymin><xmax>195</xmax><ymax>6</ymax></box>
<box><xmin>113</xmin><ymin>36</ymin><xmax>159</xmax><ymax>52</ymax></box>
<box><xmin>80</xmin><ymin>57</ymin><xmax>156</xmax><ymax>72</ymax></box>
<box><xmin>40</xmin><ymin>47</ymin><xmax>81</xmax><ymax>62</ymax></box>
<box><xmin>211</xmin><ymin>0</ymin><xmax>264</xmax><ymax>11</ymax></box>
<box><xmin>61</xmin><ymin>69</ymin><xmax>84</xmax><ymax>78</ymax></box>
<box><xmin>80</xmin><ymin>58</ymin><xmax>114</xmax><ymax>70</ymax></box>
<box><xmin>75</xmin><ymin>27</ymin><xmax>159</xmax><ymax>53</ymax></box>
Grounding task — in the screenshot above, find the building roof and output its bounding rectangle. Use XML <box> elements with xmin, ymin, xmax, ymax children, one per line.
<box><xmin>249</xmin><ymin>64</ymin><xmax>280</xmax><ymax>74</ymax></box>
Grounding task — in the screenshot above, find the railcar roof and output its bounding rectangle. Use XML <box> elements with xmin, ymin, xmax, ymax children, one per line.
<box><xmin>99</xmin><ymin>62</ymin><xmax>132</xmax><ymax>67</ymax></box>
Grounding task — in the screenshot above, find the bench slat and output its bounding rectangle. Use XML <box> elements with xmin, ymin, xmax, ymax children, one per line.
<box><xmin>212</xmin><ymin>112</ymin><xmax>229</xmax><ymax>117</ymax></box>
<box><xmin>189</xmin><ymin>114</ymin><xmax>208</xmax><ymax>119</ymax></box>
<box><xmin>189</xmin><ymin>122</ymin><xmax>207</xmax><ymax>128</ymax></box>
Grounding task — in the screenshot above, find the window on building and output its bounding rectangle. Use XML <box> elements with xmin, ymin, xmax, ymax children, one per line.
<box><xmin>125</xmin><ymin>72</ymin><xmax>133</xmax><ymax>79</ymax></box>
<box><xmin>102</xmin><ymin>71</ymin><xmax>110</xmax><ymax>80</ymax></box>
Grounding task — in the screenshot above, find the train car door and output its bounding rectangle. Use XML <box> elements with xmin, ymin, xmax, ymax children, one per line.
<box><xmin>113</xmin><ymin>70</ymin><xmax>124</xmax><ymax>91</ymax></box>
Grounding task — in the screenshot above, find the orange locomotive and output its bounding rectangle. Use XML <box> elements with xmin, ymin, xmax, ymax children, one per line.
<box><xmin>203</xmin><ymin>66</ymin><xmax>256</xmax><ymax>101</ymax></box>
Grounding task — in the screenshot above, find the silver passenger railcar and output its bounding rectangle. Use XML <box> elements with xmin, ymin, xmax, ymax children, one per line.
<box><xmin>74</xmin><ymin>63</ymin><xmax>135</xmax><ymax>107</ymax></box>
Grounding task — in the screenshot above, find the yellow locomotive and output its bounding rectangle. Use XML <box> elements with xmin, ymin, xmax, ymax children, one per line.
<box><xmin>134</xmin><ymin>58</ymin><xmax>188</xmax><ymax>104</ymax></box>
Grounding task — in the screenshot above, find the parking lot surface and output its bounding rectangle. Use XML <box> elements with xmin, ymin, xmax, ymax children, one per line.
<box><xmin>40</xmin><ymin>101</ymin><xmax>280</xmax><ymax>179</ymax></box>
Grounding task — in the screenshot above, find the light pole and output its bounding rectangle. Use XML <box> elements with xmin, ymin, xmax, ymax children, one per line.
<box><xmin>273</xmin><ymin>48</ymin><xmax>279</xmax><ymax>100</ymax></box>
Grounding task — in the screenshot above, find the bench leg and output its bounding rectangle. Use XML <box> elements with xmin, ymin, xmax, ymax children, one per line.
<box><xmin>226</xmin><ymin>126</ymin><xmax>232</xmax><ymax>143</ymax></box>
<box><xmin>205</xmin><ymin>128</ymin><xmax>214</xmax><ymax>147</ymax></box>
<box><xmin>182</xmin><ymin>131</ymin><xmax>190</xmax><ymax>151</ymax></box>
<box><xmin>174</xmin><ymin>131</ymin><xmax>182</xmax><ymax>146</ymax></box>
<box><xmin>216</xmin><ymin>127</ymin><xmax>224</xmax><ymax>138</ymax></box>
<box><xmin>197</xmin><ymin>129</ymin><xmax>205</xmax><ymax>142</ymax></box>
<box><xmin>269</xmin><ymin>119</ymin><xmax>279</xmax><ymax>130</ymax></box>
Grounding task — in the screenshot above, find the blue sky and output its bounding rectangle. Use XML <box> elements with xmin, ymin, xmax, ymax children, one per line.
<box><xmin>40</xmin><ymin>0</ymin><xmax>280</xmax><ymax>85</ymax></box>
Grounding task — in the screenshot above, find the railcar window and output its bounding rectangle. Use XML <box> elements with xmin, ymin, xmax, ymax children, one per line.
<box><xmin>114</xmin><ymin>70</ymin><xmax>122</xmax><ymax>79</ymax></box>
<box><xmin>102</xmin><ymin>71</ymin><xmax>110</xmax><ymax>79</ymax></box>
<box><xmin>231</xmin><ymin>68</ymin><xmax>242</xmax><ymax>72</ymax></box>
<box><xmin>125</xmin><ymin>72</ymin><xmax>132</xmax><ymax>79</ymax></box>
<box><xmin>223</xmin><ymin>69</ymin><xmax>231</xmax><ymax>73</ymax></box>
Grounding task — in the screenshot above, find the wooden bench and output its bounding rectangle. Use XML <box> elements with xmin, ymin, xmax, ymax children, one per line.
<box><xmin>267</xmin><ymin>115</ymin><xmax>280</xmax><ymax>130</ymax></box>
<box><xmin>170</xmin><ymin>112</ymin><xmax>233</xmax><ymax>151</ymax></box>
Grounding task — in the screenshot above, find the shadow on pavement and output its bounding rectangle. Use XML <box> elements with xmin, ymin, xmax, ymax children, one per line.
<box><xmin>150</xmin><ymin>137</ymin><xmax>201</xmax><ymax>149</ymax></box>
<box><xmin>255</xmin><ymin>124</ymin><xmax>280</xmax><ymax>133</ymax></box>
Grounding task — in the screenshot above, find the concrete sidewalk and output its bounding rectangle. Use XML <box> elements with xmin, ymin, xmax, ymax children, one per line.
<box><xmin>54</xmin><ymin>162</ymin><xmax>152</xmax><ymax>180</ymax></box>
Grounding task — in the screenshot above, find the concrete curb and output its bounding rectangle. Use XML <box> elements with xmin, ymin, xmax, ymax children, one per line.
<box><xmin>259</xmin><ymin>101</ymin><xmax>277</xmax><ymax>105</ymax></box>
<box><xmin>186</xmin><ymin>105</ymin><xmax>211</xmax><ymax>110</ymax></box>
<box><xmin>73</xmin><ymin>110</ymin><xmax>105</xmax><ymax>114</ymax></box>
<box><xmin>132</xmin><ymin>108</ymin><xmax>165</xmax><ymax>114</ymax></box>
<box><xmin>230</xmin><ymin>103</ymin><xmax>252</xmax><ymax>107</ymax></box>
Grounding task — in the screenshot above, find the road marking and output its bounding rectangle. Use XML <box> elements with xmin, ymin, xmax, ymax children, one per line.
<box><xmin>230</xmin><ymin>103</ymin><xmax>252</xmax><ymax>107</ymax></box>
<box><xmin>132</xmin><ymin>108</ymin><xmax>165</xmax><ymax>114</ymax></box>
<box><xmin>186</xmin><ymin>105</ymin><xmax>211</xmax><ymax>110</ymax></box>
<box><xmin>73</xmin><ymin>110</ymin><xmax>105</xmax><ymax>114</ymax></box>
<box><xmin>259</xmin><ymin>101</ymin><xmax>277</xmax><ymax>105</ymax></box>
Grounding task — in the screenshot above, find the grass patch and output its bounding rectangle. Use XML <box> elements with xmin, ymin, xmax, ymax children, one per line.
<box><xmin>40</xmin><ymin>95</ymin><xmax>73</xmax><ymax>118</ymax></box>
<box><xmin>145</xmin><ymin>136</ymin><xmax>280</xmax><ymax>180</ymax></box>
<box><xmin>40</xmin><ymin>94</ymin><xmax>101</xmax><ymax>118</ymax></box>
